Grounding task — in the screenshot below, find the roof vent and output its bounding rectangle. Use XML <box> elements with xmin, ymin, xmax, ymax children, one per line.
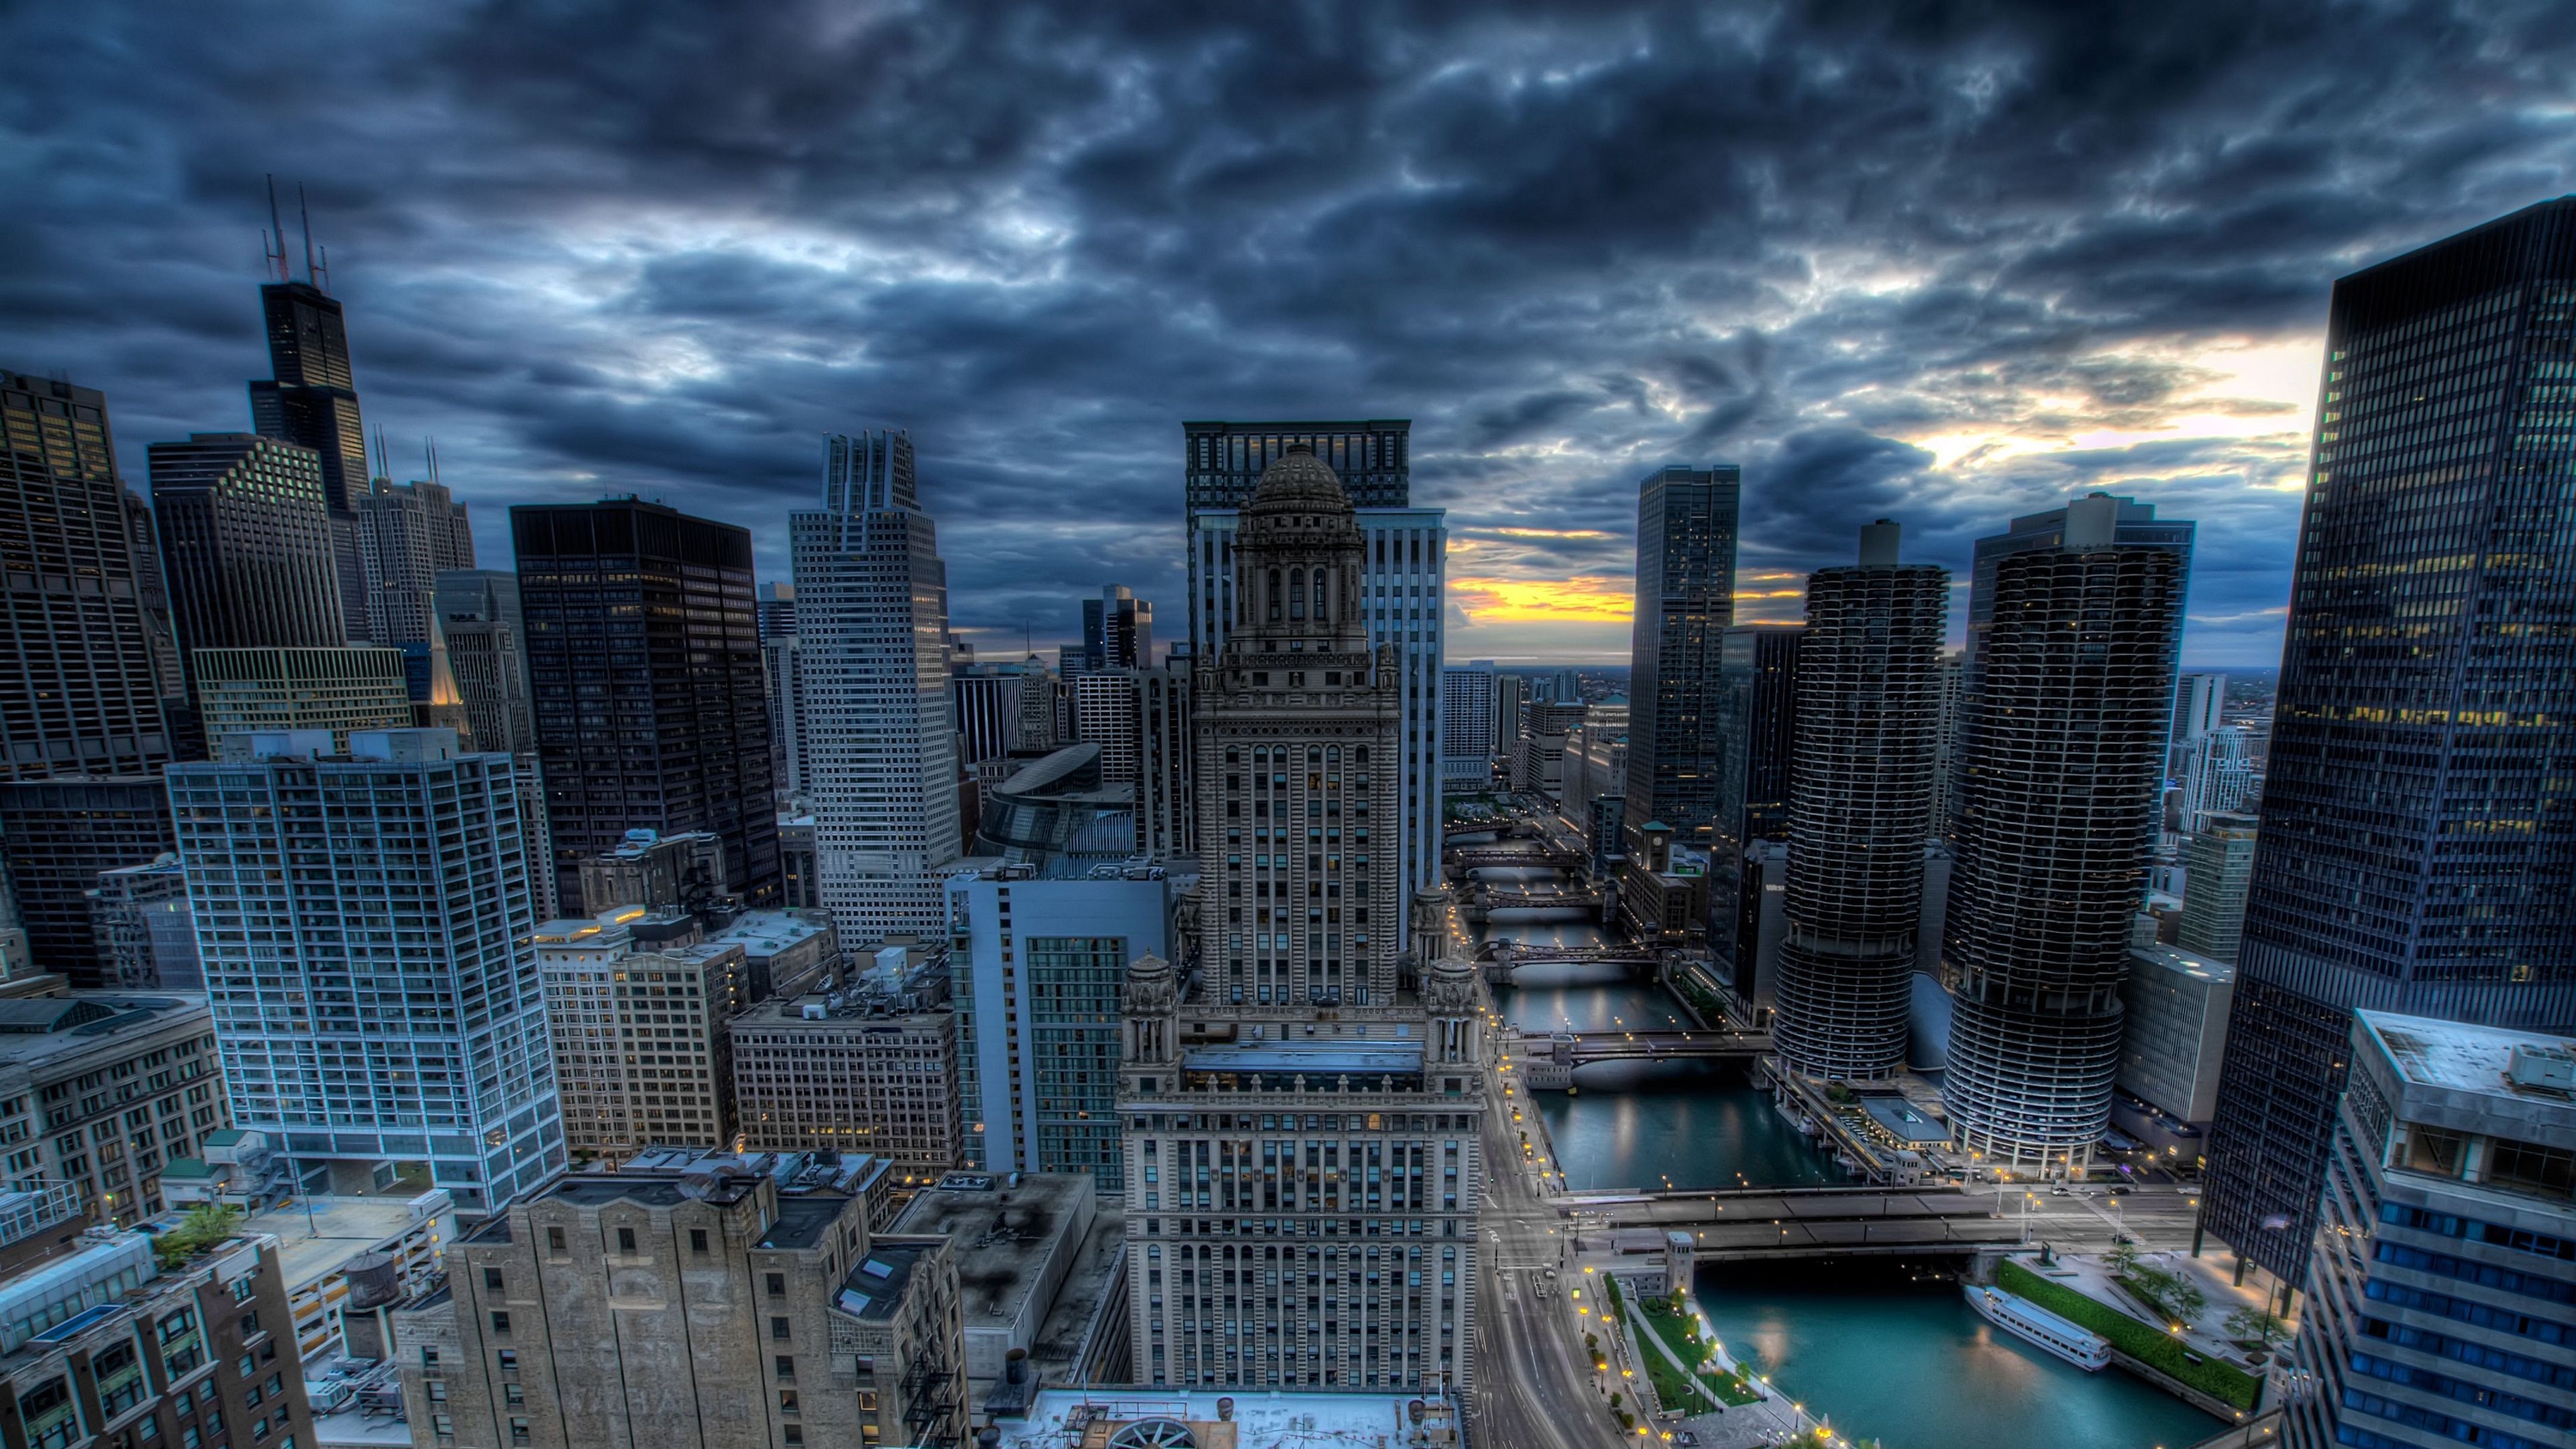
<box><xmin>2507</xmin><ymin>1043</ymin><xmax>2575</xmax><ymax>1092</ymax></box>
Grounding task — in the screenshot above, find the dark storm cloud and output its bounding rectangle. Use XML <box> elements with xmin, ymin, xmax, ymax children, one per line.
<box><xmin>3</xmin><ymin>0</ymin><xmax>2570</xmax><ymax>664</ymax></box>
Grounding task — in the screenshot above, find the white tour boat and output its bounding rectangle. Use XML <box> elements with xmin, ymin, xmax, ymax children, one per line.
<box><xmin>1964</xmin><ymin>1283</ymin><xmax>2112</xmax><ymax>1371</ymax></box>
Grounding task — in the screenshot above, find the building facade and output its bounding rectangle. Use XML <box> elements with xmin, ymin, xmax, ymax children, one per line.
<box><xmin>0</xmin><ymin>777</ymin><xmax>176</xmax><ymax>987</ymax></box>
<box><xmin>1438</xmin><ymin>663</ymin><xmax>1498</xmax><ymax>790</ymax></box>
<box><xmin>2112</xmin><ymin>945</ymin><xmax>2235</xmax><ymax>1157</ymax></box>
<box><xmin>1771</xmin><ymin>523</ymin><xmax>1947</xmax><ymax>1081</ymax></box>
<box><xmin>513</xmin><ymin>499</ymin><xmax>779</xmax><ymax>910</ymax></box>
<box><xmin>167</xmin><ymin>728</ymin><xmax>562</xmax><ymax>1213</ymax></box>
<box><xmin>1709</xmin><ymin>625</ymin><xmax>1801</xmax><ymax>1014</ymax></box>
<box><xmin>85</xmin><ymin>857</ymin><xmax>200</xmax><ymax>992</ymax></box>
<box><xmin>1941</xmin><ymin>497</ymin><xmax>2187</xmax><ymax>1177</ymax></box>
<box><xmin>147</xmin><ymin>431</ymin><xmax>346</xmax><ymax>724</ymax></box>
<box><xmin>391</xmin><ymin>1166</ymin><xmax>969</xmax><ymax>1449</ymax></box>
<box><xmin>1621</xmin><ymin>464</ymin><xmax>1741</xmax><ymax>863</ymax></box>
<box><xmin>2178</xmin><ymin>811</ymin><xmax>2259</xmax><ymax>965</ymax></box>
<box><xmin>354</xmin><ymin>478</ymin><xmax>474</xmax><ymax>646</ymax></box>
<box><xmin>246</xmin><ymin>273</ymin><xmax>372</xmax><ymax>643</ymax></box>
<box><xmin>1081</xmin><ymin>586</ymin><xmax>1154</xmax><ymax>673</ymax></box>
<box><xmin>2204</xmin><ymin>200</ymin><xmax>2576</xmax><ymax>1289</ymax></box>
<box><xmin>947</xmin><ymin>861</ymin><xmax>1178</xmax><ymax>1189</ymax></box>
<box><xmin>189</xmin><ymin>645</ymin><xmax>411</xmax><ymax>751</ymax></box>
<box><xmin>0</xmin><ymin>370</ymin><xmax>172</xmax><ymax>782</ymax></box>
<box><xmin>731</xmin><ymin>989</ymin><xmax>959</xmax><ymax>1189</ymax></box>
<box><xmin>535</xmin><ymin>907</ymin><xmax>749</xmax><ymax>1163</ymax></box>
<box><xmin>0</xmin><ymin>994</ymin><xmax>226</xmax><ymax>1225</ymax></box>
<box><xmin>2285</xmin><ymin>1012</ymin><xmax>2575</xmax><ymax>1449</ymax></box>
<box><xmin>790</xmin><ymin>431</ymin><xmax>962</xmax><ymax>938</ymax></box>
<box><xmin>435</xmin><ymin>570</ymin><xmax>538</xmax><ymax>758</ymax></box>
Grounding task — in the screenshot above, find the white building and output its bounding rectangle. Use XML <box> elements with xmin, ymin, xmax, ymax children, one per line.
<box><xmin>2176</xmin><ymin>724</ymin><xmax>2258</xmax><ymax>834</ymax></box>
<box><xmin>790</xmin><ymin>431</ymin><xmax>962</xmax><ymax>938</ymax></box>
<box><xmin>1189</xmin><ymin>506</ymin><xmax>1447</xmax><ymax>911</ymax></box>
<box><xmin>1438</xmin><ymin>663</ymin><xmax>1498</xmax><ymax>789</ymax></box>
<box><xmin>167</xmin><ymin>727</ymin><xmax>563</xmax><ymax>1214</ymax></box>
<box><xmin>1072</xmin><ymin>672</ymin><xmax>1143</xmax><ymax>786</ymax></box>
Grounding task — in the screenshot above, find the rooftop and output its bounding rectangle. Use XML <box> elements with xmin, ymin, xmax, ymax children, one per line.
<box><xmin>706</xmin><ymin>909</ymin><xmax>835</xmax><ymax>957</ymax></box>
<box><xmin>219</xmin><ymin>1193</ymin><xmax>449</xmax><ymax>1293</ymax></box>
<box><xmin>1026</xmin><ymin>1213</ymin><xmax>1126</xmax><ymax>1379</ymax></box>
<box><xmin>2129</xmin><ymin>943</ymin><xmax>2235</xmax><ymax>985</ymax></box>
<box><xmin>2361</xmin><ymin>1011</ymin><xmax>2576</xmax><ymax>1105</ymax></box>
<box><xmin>1182</xmin><ymin>1042</ymin><xmax>1424</xmax><ymax>1077</ymax></box>
<box><xmin>755</xmin><ymin>1197</ymin><xmax>851</xmax><ymax>1252</ymax></box>
<box><xmin>0</xmin><ymin>994</ymin><xmax>209</xmax><ymax>1074</ymax></box>
<box><xmin>890</xmin><ymin>1173</ymin><xmax>1092</xmax><ymax>1325</ymax></box>
<box><xmin>831</xmin><ymin>1238</ymin><xmax>933</xmax><ymax>1322</ymax></box>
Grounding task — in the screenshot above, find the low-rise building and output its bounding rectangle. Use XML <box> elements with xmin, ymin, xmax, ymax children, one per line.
<box><xmin>390</xmin><ymin>1163</ymin><xmax>969</xmax><ymax>1449</ymax></box>
<box><xmin>2286</xmin><ymin>1012</ymin><xmax>2576</xmax><ymax>1449</ymax></box>
<box><xmin>732</xmin><ymin>967</ymin><xmax>960</xmax><ymax>1189</ymax></box>
<box><xmin>706</xmin><ymin>910</ymin><xmax>842</xmax><ymax>1004</ymax></box>
<box><xmin>0</xmin><ymin>994</ymin><xmax>227</xmax><ymax>1226</ymax></box>
<box><xmin>889</xmin><ymin>1172</ymin><xmax>1117</xmax><ymax>1413</ymax></box>
<box><xmin>207</xmin><ymin>1190</ymin><xmax>455</xmax><ymax>1365</ymax></box>
<box><xmin>0</xmin><ymin>1191</ymin><xmax>313</xmax><ymax>1449</ymax></box>
<box><xmin>534</xmin><ymin>908</ymin><xmax>749</xmax><ymax>1162</ymax></box>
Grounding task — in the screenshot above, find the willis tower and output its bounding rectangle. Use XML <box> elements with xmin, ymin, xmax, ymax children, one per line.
<box><xmin>248</xmin><ymin>180</ymin><xmax>372</xmax><ymax>643</ymax></box>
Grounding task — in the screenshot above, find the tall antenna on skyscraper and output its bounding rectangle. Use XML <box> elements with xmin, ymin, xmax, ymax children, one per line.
<box><xmin>263</xmin><ymin>175</ymin><xmax>289</xmax><ymax>282</ymax></box>
<box><xmin>315</xmin><ymin>243</ymin><xmax>331</xmax><ymax>295</ymax></box>
<box><xmin>298</xmin><ymin>184</ymin><xmax>317</xmax><ymax>284</ymax></box>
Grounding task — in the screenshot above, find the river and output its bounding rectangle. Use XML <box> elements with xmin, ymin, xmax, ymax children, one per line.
<box><xmin>1470</xmin><ymin>845</ymin><xmax>2220</xmax><ymax>1449</ymax></box>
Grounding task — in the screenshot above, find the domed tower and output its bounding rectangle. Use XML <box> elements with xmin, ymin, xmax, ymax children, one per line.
<box><xmin>1191</xmin><ymin>445</ymin><xmax>1405</xmax><ymax>1009</ymax></box>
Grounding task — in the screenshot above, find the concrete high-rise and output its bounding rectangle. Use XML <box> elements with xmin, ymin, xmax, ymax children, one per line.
<box><xmin>1942</xmin><ymin>496</ymin><xmax>2187</xmax><ymax>1177</ymax></box>
<box><xmin>1189</xmin><ymin>504</ymin><xmax>1447</xmax><ymax>912</ymax></box>
<box><xmin>533</xmin><ymin>906</ymin><xmax>747</xmax><ymax>1163</ymax></box>
<box><xmin>168</xmin><ymin>727</ymin><xmax>563</xmax><ymax>1213</ymax></box>
<box><xmin>2204</xmin><ymin>200</ymin><xmax>2576</xmax><ymax>1288</ymax></box>
<box><xmin>1622</xmin><ymin>465</ymin><xmax>1741</xmax><ymax>866</ymax></box>
<box><xmin>790</xmin><ymin>430</ymin><xmax>961</xmax><ymax>937</ymax></box>
<box><xmin>2178</xmin><ymin>811</ymin><xmax>2258</xmax><ymax>966</ymax></box>
<box><xmin>1438</xmin><ymin>663</ymin><xmax>1499</xmax><ymax>788</ymax></box>
<box><xmin>0</xmin><ymin>370</ymin><xmax>172</xmax><ymax>780</ymax></box>
<box><xmin>148</xmin><ymin>431</ymin><xmax>347</xmax><ymax>750</ymax></box>
<box><xmin>2282</xmin><ymin>1012</ymin><xmax>2576</xmax><ymax>1449</ymax></box>
<box><xmin>353</xmin><ymin>477</ymin><xmax>474</xmax><ymax>645</ymax></box>
<box><xmin>0</xmin><ymin>777</ymin><xmax>178</xmax><ymax>986</ymax></box>
<box><xmin>247</xmin><ymin>269</ymin><xmax>373</xmax><ymax>641</ymax></box>
<box><xmin>1772</xmin><ymin>523</ymin><xmax>1947</xmax><ymax>1081</ymax></box>
<box><xmin>754</xmin><ymin>579</ymin><xmax>796</xmax><ymax>643</ymax></box>
<box><xmin>191</xmin><ymin>645</ymin><xmax>411</xmax><ymax>751</ymax></box>
<box><xmin>435</xmin><ymin>570</ymin><xmax>537</xmax><ymax>757</ymax></box>
<box><xmin>513</xmin><ymin>498</ymin><xmax>778</xmax><ymax>910</ymax></box>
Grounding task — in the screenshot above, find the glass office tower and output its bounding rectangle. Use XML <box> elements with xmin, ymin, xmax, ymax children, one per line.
<box><xmin>2201</xmin><ymin>197</ymin><xmax>2576</xmax><ymax>1290</ymax></box>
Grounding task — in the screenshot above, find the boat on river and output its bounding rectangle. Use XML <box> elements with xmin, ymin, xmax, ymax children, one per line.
<box><xmin>1964</xmin><ymin>1284</ymin><xmax>2111</xmax><ymax>1371</ymax></box>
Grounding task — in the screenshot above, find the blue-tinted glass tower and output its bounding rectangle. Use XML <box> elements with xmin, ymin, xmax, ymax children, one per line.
<box><xmin>2200</xmin><ymin>197</ymin><xmax>2576</xmax><ymax>1289</ymax></box>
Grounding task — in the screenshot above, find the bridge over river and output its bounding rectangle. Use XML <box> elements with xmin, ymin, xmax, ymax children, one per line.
<box><xmin>1557</xmin><ymin>1185</ymin><xmax>2020</xmax><ymax>1261</ymax></box>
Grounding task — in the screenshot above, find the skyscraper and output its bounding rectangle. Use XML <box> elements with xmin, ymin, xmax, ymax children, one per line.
<box><xmin>2202</xmin><ymin>199</ymin><xmax>2576</xmax><ymax>1289</ymax></box>
<box><xmin>168</xmin><ymin>727</ymin><xmax>563</xmax><ymax>1213</ymax></box>
<box><xmin>2171</xmin><ymin>672</ymin><xmax>2226</xmax><ymax>757</ymax></box>
<box><xmin>435</xmin><ymin>570</ymin><xmax>537</xmax><ymax>757</ymax></box>
<box><xmin>248</xmin><ymin>262</ymin><xmax>372</xmax><ymax>642</ymax></box>
<box><xmin>1126</xmin><ymin>443</ymin><xmax>1482</xmax><ymax>1392</ymax></box>
<box><xmin>0</xmin><ymin>776</ymin><xmax>176</xmax><ymax>985</ymax></box>
<box><xmin>1772</xmin><ymin>523</ymin><xmax>1947</xmax><ymax>1081</ymax></box>
<box><xmin>1181</xmin><ymin>421</ymin><xmax>1410</xmax><ymax>647</ymax></box>
<box><xmin>2178</xmin><ymin>811</ymin><xmax>2258</xmax><ymax>965</ymax></box>
<box><xmin>1189</xmin><ymin>504</ymin><xmax>1448</xmax><ymax>910</ymax></box>
<box><xmin>513</xmin><ymin>499</ymin><xmax>777</xmax><ymax>910</ymax></box>
<box><xmin>754</xmin><ymin>579</ymin><xmax>796</xmax><ymax>643</ymax></box>
<box><xmin>353</xmin><ymin>477</ymin><xmax>474</xmax><ymax>645</ymax></box>
<box><xmin>1942</xmin><ymin>495</ymin><xmax>2188</xmax><ymax>1177</ymax></box>
<box><xmin>1081</xmin><ymin>584</ymin><xmax>1154</xmax><ymax>672</ymax></box>
<box><xmin>190</xmin><ymin>645</ymin><xmax>412</xmax><ymax>751</ymax></box>
<box><xmin>1438</xmin><ymin>663</ymin><xmax>1499</xmax><ymax>788</ymax></box>
<box><xmin>790</xmin><ymin>431</ymin><xmax>961</xmax><ymax>936</ymax></box>
<box><xmin>1709</xmin><ymin>624</ymin><xmax>1802</xmax><ymax>1012</ymax></box>
<box><xmin>0</xmin><ymin>369</ymin><xmax>171</xmax><ymax>780</ymax></box>
<box><xmin>148</xmin><ymin>431</ymin><xmax>347</xmax><ymax>744</ymax></box>
<box><xmin>1621</xmin><ymin>465</ymin><xmax>1740</xmax><ymax>942</ymax></box>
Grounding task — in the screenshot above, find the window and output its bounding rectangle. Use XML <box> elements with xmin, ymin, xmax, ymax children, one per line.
<box><xmin>616</xmin><ymin>1226</ymin><xmax>637</xmax><ymax>1253</ymax></box>
<box><xmin>778</xmin><ymin>1389</ymin><xmax>800</xmax><ymax>1415</ymax></box>
<box><xmin>484</xmin><ymin>1268</ymin><xmax>504</xmax><ymax>1291</ymax></box>
<box><xmin>765</xmin><ymin>1272</ymin><xmax>786</xmax><ymax>1297</ymax></box>
<box><xmin>496</xmin><ymin>1350</ymin><xmax>518</xmax><ymax>1373</ymax></box>
<box><xmin>853</xmin><ymin>1354</ymin><xmax>875</xmax><ymax>1375</ymax></box>
<box><xmin>488</xmin><ymin>1311</ymin><xmax>511</xmax><ymax>1336</ymax></box>
<box><xmin>771</xmin><ymin>1316</ymin><xmax>792</xmax><ymax>1342</ymax></box>
<box><xmin>509</xmin><ymin>1417</ymin><xmax>530</xmax><ymax>1446</ymax></box>
<box><xmin>430</xmin><ymin>1417</ymin><xmax>451</xmax><ymax>1442</ymax></box>
<box><xmin>547</xmin><ymin>1227</ymin><xmax>566</xmax><ymax>1254</ymax></box>
<box><xmin>2408</xmin><ymin>1127</ymin><xmax>2471</xmax><ymax>1177</ymax></box>
<box><xmin>690</xmin><ymin>1228</ymin><xmax>708</xmax><ymax>1254</ymax></box>
<box><xmin>783</xmin><ymin>1431</ymin><xmax>804</xmax><ymax>1448</ymax></box>
<box><xmin>774</xmin><ymin>1355</ymin><xmax>795</xmax><ymax>1382</ymax></box>
<box><xmin>502</xmin><ymin>1384</ymin><xmax>523</xmax><ymax>1407</ymax></box>
<box><xmin>421</xmin><ymin>1348</ymin><xmax>440</xmax><ymax>1369</ymax></box>
<box><xmin>2489</xmin><ymin>1137</ymin><xmax>2576</xmax><ymax>1199</ymax></box>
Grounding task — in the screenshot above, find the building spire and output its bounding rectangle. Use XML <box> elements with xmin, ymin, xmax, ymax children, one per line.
<box><xmin>297</xmin><ymin>183</ymin><xmax>317</xmax><ymax>285</ymax></box>
<box><xmin>263</xmin><ymin>174</ymin><xmax>290</xmax><ymax>282</ymax></box>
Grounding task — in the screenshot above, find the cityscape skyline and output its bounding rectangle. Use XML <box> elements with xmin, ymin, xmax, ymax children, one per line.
<box><xmin>12</xmin><ymin>9</ymin><xmax>2573</xmax><ymax>667</ymax></box>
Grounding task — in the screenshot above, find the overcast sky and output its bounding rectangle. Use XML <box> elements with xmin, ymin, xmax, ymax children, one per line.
<box><xmin>7</xmin><ymin>2</ymin><xmax>2572</xmax><ymax>665</ymax></box>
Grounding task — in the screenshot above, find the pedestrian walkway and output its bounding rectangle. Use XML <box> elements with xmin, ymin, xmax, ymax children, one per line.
<box><xmin>1613</xmin><ymin>1274</ymin><xmax>1805</xmax><ymax>1449</ymax></box>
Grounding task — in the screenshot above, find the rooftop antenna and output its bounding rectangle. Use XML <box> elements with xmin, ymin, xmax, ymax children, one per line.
<box><xmin>315</xmin><ymin>242</ymin><xmax>331</xmax><ymax>295</ymax></box>
<box><xmin>263</xmin><ymin>175</ymin><xmax>289</xmax><ymax>283</ymax></box>
<box><xmin>298</xmin><ymin>183</ymin><xmax>317</xmax><ymax>285</ymax></box>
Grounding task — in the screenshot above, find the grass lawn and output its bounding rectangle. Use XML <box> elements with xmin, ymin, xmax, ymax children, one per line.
<box><xmin>1997</xmin><ymin>1262</ymin><xmax>2259</xmax><ymax>1410</ymax></box>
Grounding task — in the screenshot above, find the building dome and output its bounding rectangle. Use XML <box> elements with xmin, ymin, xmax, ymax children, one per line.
<box><xmin>1246</xmin><ymin>444</ymin><xmax>1352</xmax><ymax>519</ymax></box>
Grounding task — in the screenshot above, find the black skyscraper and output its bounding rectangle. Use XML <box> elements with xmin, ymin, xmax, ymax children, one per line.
<box><xmin>1622</xmin><ymin>464</ymin><xmax>1741</xmax><ymax>852</ymax></box>
<box><xmin>2200</xmin><ymin>199</ymin><xmax>2576</xmax><ymax>1290</ymax></box>
<box><xmin>0</xmin><ymin>370</ymin><xmax>170</xmax><ymax>781</ymax></box>
<box><xmin>248</xmin><ymin>259</ymin><xmax>374</xmax><ymax>643</ymax></box>
<box><xmin>1710</xmin><ymin>623</ymin><xmax>1801</xmax><ymax>1004</ymax></box>
<box><xmin>512</xmin><ymin>500</ymin><xmax>779</xmax><ymax>910</ymax></box>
